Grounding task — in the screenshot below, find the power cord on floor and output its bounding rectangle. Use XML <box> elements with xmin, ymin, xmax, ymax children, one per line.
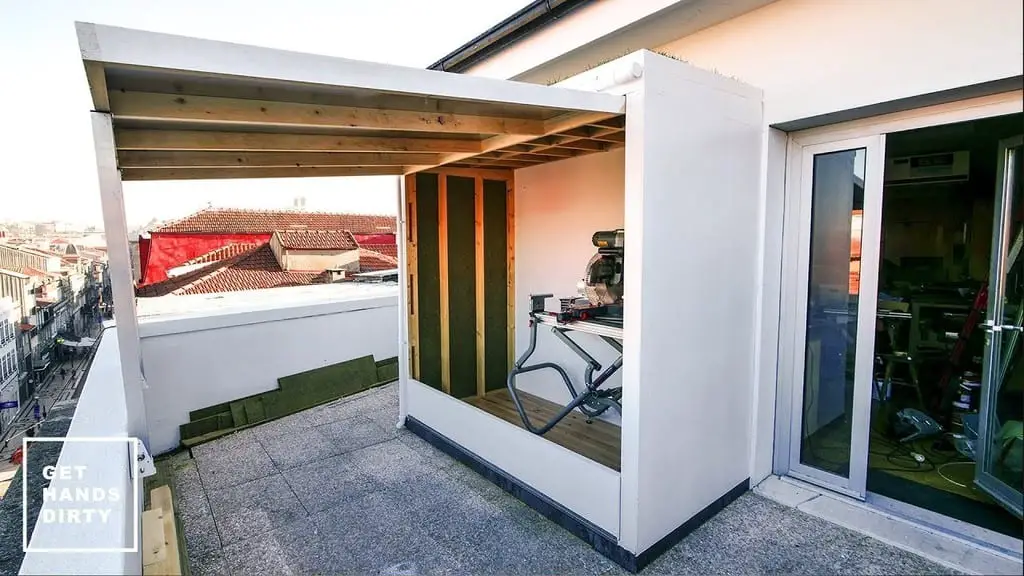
<box><xmin>936</xmin><ymin>461</ymin><xmax>973</xmax><ymax>488</ymax></box>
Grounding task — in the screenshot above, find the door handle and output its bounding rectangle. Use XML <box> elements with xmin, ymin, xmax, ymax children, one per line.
<box><xmin>980</xmin><ymin>322</ymin><xmax>1024</xmax><ymax>332</ymax></box>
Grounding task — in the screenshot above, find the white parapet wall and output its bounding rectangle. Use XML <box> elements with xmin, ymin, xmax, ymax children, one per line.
<box><xmin>138</xmin><ymin>284</ymin><xmax>399</xmax><ymax>454</ymax></box>
<box><xmin>20</xmin><ymin>322</ymin><xmax>141</xmax><ymax>576</ymax></box>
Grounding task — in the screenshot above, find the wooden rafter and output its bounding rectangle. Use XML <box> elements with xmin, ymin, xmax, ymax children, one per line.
<box><xmin>120</xmin><ymin>166</ymin><xmax>402</xmax><ymax>180</ymax></box>
<box><xmin>414</xmin><ymin>110</ymin><xmax>619</xmax><ymax>173</ymax></box>
<box><xmin>109</xmin><ymin>91</ymin><xmax>548</xmax><ymax>135</ymax></box>
<box><xmin>460</xmin><ymin>159</ymin><xmax>538</xmax><ymax>170</ymax></box>
<box><xmin>501</xmin><ymin>145</ymin><xmax>576</xmax><ymax>158</ymax></box>
<box><xmin>118</xmin><ymin>150</ymin><xmax>442</xmax><ymax>168</ymax></box>
<box><xmin>115</xmin><ymin>129</ymin><xmax>484</xmax><ymax>154</ymax></box>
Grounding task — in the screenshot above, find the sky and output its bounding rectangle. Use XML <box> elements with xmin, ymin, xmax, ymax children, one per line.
<box><xmin>0</xmin><ymin>0</ymin><xmax>530</xmax><ymax>229</ymax></box>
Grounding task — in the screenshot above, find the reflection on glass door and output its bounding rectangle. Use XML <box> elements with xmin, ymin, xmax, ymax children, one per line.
<box><xmin>788</xmin><ymin>136</ymin><xmax>884</xmax><ymax>498</ymax></box>
<box><xmin>978</xmin><ymin>135</ymin><xmax>1024</xmax><ymax>518</ymax></box>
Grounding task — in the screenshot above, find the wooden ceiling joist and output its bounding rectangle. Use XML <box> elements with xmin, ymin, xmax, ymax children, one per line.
<box><xmin>540</xmin><ymin>137</ymin><xmax>609</xmax><ymax>151</ymax></box>
<box><xmin>591</xmin><ymin>116</ymin><xmax>626</xmax><ymax>130</ymax></box>
<box><xmin>114</xmin><ymin>129</ymin><xmax>484</xmax><ymax>154</ymax></box>
<box><xmin>120</xmin><ymin>166</ymin><xmax>403</xmax><ymax>181</ymax></box>
<box><xmin>424</xmin><ymin>110</ymin><xmax>618</xmax><ymax>172</ymax></box>
<box><xmin>561</xmin><ymin>125</ymin><xmax>625</xmax><ymax>143</ymax></box>
<box><xmin>108</xmin><ymin>91</ymin><xmax>549</xmax><ymax>136</ymax></box>
<box><xmin>457</xmin><ymin>157</ymin><xmax>539</xmax><ymax>169</ymax></box>
<box><xmin>502</xmin><ymin>145</ymin><xmax>576</xmax><ymax>157</ymax></box>
<box><xmin>118</xmin><ymin>150</ymin><xmax>443</xmax><ymax>169</ymax></box>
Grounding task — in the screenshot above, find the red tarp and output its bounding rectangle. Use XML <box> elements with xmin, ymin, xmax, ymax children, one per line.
<box><xmin>140</xmin><ymin>233</ymin><xmax>272</xmax><ymax>285</ymax></box>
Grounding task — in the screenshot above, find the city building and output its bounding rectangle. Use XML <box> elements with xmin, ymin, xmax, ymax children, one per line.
<box><xmin>0</xmin><ymin>241</ymin><xmax>107</xmax><ymax>393</ymax></box>
<box><xmin>0</xmin><ymin>243</ymin><xmax>62</xmax><ymax>274</ymax></box>
<box><xmin>33</xmin><ymin>221</ymin><xmax>56</xmax><ymax>237</ymax></box>
<box><xmin>0</xmin><ymin>297</ymin><xmax>18</xmax><ymax>434</ymax></box>
<box><xmin>0</xmin><ymin>268</ymin><xmax>37</xmax><ymax>401</ymax></box>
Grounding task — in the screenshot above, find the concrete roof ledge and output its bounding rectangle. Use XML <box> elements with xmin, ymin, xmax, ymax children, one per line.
<box><xmin>137</xmin><ymin>284</ymin><xmax>398</xmax><ymax>338</ymax></box>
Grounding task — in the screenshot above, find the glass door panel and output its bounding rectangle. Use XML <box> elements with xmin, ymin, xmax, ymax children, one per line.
<box><xmin>789</xmin><ymin>136</ymin><xmax>884</xmax><ymax>498</ymax></box>
<box><xmin>978</xmin><ymin>135</ymin><xmax>1024</xmax><ymax>518</ymax></box>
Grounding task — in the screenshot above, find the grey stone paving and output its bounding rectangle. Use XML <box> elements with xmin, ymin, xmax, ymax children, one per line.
<box><xmin>165</xmin><ymin>383</ymin><xmax>954</xmax><ymax>576</ymax></box>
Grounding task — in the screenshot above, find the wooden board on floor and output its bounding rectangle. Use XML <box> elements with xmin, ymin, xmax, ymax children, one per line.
<box><xmin>144</xmin><ymin>485</ymin><xmax>183</xmax><ymax>576</ymax></box>
<box><xmin>468</xmin><ymin>389</ymin><xmax>621</xmax><ymax>471</ymax></box>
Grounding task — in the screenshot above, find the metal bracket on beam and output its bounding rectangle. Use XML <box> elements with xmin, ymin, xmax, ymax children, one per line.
<box><xmin>135</xmin><ymin>439</ymin><xmax>156</xmax><ymax>479</ymax></box>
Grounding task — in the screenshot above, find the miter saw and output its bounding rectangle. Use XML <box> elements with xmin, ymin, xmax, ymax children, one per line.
<box><xmin>554</xmin><ymin>229</ymin><xmax>625</xmax><ymax>323</ymax></box>
<box><xmin>506</xmin><ymin>229</ymin><xmax>625</xmax><ymax>436</ymax></box>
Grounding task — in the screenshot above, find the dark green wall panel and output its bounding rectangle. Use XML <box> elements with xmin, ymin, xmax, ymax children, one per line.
<box><xmin>483</xmin><ymin>179</ymin><xmax>509</xmax><ymax>391</ymax></box>
<box><xmin>446</xmin><ymin>175</ymin><xmax>477</xmax><ymax>398</ymax></box>
<box><xmin>415</xmin><ymin>172</ymin><xmax>442</xmax><ymax>390</ymax></box>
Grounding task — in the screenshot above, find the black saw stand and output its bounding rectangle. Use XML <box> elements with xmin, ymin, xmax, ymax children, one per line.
<box><xmin>506</xmin><ymin>294</ymin><xmax>624</xmax><ymax>435</ymax></box>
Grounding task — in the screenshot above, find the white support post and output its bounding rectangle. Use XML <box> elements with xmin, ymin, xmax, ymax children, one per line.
<box><xmin>395</xmin><ymin>174</ymin><xmax>410</xmax><ymax>428</ymax></box>
<box><xmin>90</xmin><ymin>111</ymin><xmax>149</xmax><ymax>445</ymax></box>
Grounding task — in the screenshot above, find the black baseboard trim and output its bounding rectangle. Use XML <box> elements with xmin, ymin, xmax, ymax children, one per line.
<box><xmin>405</xmin><ymin>416</ymin><xmax>750</xmax><ymax>573</ymax></box>
<box><xmin>634</xmin><ymin>478</ymin><xmax>751</xmax><ymax>570</ymax></box>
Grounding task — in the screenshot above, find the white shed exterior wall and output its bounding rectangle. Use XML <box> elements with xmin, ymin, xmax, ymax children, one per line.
<box><xmin>619</xmin><ymin>52</ymin><xmax>764</xmax><ymax>553</ymax></box>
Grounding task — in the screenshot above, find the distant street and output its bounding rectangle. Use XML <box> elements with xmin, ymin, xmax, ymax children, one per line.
<box><xmin>0</xmin><ymin>323</ymin><xmax>102</xmax><ymax>474</ymax></box>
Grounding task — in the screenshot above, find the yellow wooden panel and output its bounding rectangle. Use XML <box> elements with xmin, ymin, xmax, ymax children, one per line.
<box><xmin>438</xmin><ymin>174</ymin><xmax>451</xmax><ymax>394</ymax></box>
<box><xmin>475</xmin><ymin>176</ymin><xmax>486</xmax><ymax>397</ymax></box>
<box><xmin>405</xmin><ymin>174</ymin><xmax>420</xmax><ymax>380</ymax></box>
<box><xmin>506</xmin><ymin>175</ymin><xmax>516</xmax><ymax>371</ymax></box>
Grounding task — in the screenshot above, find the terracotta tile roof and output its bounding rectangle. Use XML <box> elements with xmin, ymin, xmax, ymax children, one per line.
<box><xmin>275</xmin><ymin>230</ymin><xmax>358</xmax><ymax>250</ymax></box>
<box><xmin>153</xmin><ymin>208</ymin><xmax>396</xmax><ymax>235</ymax></box>
<box><xmin>22</xmin><ymin>267</ymin><xmax>57</xmax><ymax>279</ymax></box>
<box><xmin>137</xmin><ymin>243</ymin><xmax>324</xmax><ymax>297</ymax></box>
<box><xmin>358</xmin><ymin>249</ymin><xmax>400</xmax><ymax>272</ymax></box>
<box><xmin>355</xmin><ymin>243</ymin><xmax>398</xmax><ymax>260</ymax></box>
<box><xmin>180</xmin><ymin>242</ymin><xmax>262</xmax><ymax>266</ymax></box>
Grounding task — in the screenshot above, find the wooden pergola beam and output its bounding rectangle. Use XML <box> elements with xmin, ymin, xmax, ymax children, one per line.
<box><xmin>421</xmin><ymin>110</ymin><xmax>618</xmax><ymax>172</ymax></box>
<box><xmin>109</xmin><ymin>91</ymin><xmax>548</xmax><ymax>135</ymax></box>
<box><xmin>114</xmin><ymin>129</ymin><xmax>483</xmax><ymax>154</ymax></box>
<box><xmin>458</xmin><ymin>158</ymin><xmax>539</xmax><ymax>169</ymax></box>
<box><xmin>501</xmin><ymin>145</ymin><xmax>575</xmax><ymax>158</ymax></box>
<box><xmin>591</xmin><ymin>116</ymin><xmax>626</xmax><ymax>129</ymax></box>
<box><xmin>118</xmin><ymin>150</ymin><xmax>442</xmax><ymax>168</ymax></box>
<box><xmin>538</xmin><ymin>136</ymin><xmax>608</xmax><ymax>151</ymax></box>
<box><xmin>120</xmin><ymin>166</ymin><xmax>402</xmax><ymax>181</ymax></box>
<box><xmin>560</xmin><ymin>125</ymin><xmax>625</xmax><ymax>143</ymax></box>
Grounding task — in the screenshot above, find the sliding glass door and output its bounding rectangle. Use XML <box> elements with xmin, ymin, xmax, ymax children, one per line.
<box><xmin>977</xmin><ymin>135</ymin><xmax>1024</xmax><ymax>518</ymax></box>
<box><xmin>784</xmin><ymin>136</ymin><xmax>885</xmax><ymax>498</ymax></box>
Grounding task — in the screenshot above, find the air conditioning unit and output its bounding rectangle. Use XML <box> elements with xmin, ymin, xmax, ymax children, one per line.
<box><xmin>885</xmin><ymin>151</ymin><xmax>969</xmax><ymax>186</ymax></box>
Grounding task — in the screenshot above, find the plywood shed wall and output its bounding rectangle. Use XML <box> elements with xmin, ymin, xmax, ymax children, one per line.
<box><xmin>406</xmin><ymin>170</ymin><xmax>515</xmax><ymax>399</ymax></box>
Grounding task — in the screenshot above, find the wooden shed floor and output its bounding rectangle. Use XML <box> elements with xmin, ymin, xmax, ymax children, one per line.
<box><xmin>467</xmin><ymin>388</ymin><xmax>621</xmax><ymax>472</ymax></box>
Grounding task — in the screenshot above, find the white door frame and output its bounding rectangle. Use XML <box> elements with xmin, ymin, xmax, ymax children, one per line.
<box><xmin>772</xmin><ymin>90</ymin><xmax>1024</xmax><ymax>491</ymax></box>
<box><xmin>976</xmin><ymin>134</ymin><xmax>1024</xmax><ymax>518</ymax></box>
<box><xmin>779</xmin><ymin>134</ymin><xmax>884</xmax><ymax>499</ymax></box>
